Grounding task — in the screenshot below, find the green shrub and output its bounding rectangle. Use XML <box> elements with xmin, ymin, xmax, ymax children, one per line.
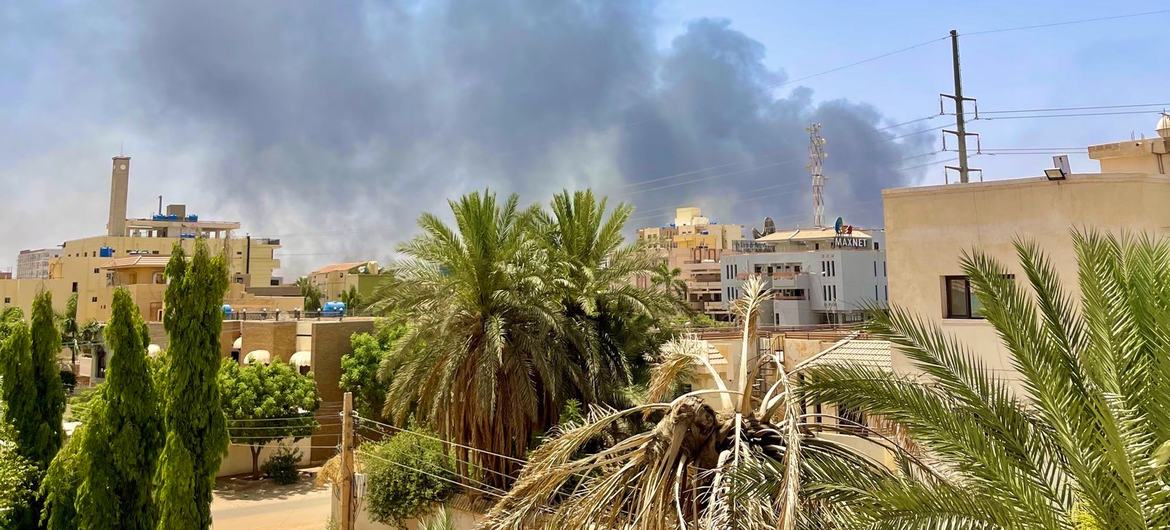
<box><xmin>360</xmin><ymin>429</ymin><xmax>456</xmax><ymax>528</ymax></box>
<box><xmin>261</xmin><ymin>446</ymin><xmax>302</xmax><ymax>485</ymax></box>
<box><xmin>59</xmin><ymin>370</ymin><xmax>77</xmax><ymax>394</ymax></box>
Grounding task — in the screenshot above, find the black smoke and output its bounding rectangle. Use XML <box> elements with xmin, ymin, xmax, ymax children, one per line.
<box><xmin>1</xmin><ymin>0</ymin><xmax>930</xmax><ymax>274</ymax></box>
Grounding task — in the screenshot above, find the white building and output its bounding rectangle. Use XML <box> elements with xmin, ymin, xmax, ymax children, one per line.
<box><xmin>16</xmin><ymin>247</ymin><xmax>62</xmax><ymax>279</ymax></box>
<box><xmin>720</xmin><ymin>221</ymin><xmax>887</xmax><ymax>325</ymax></box>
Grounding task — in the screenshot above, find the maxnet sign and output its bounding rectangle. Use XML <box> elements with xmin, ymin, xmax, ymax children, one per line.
<box><xmin>831</xmin><ymin>217</ymin><xmax>868</xmax><ymax>249</ymax></box>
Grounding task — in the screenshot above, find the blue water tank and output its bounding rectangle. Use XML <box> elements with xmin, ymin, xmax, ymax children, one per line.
<box><xmin>222</xmin><ymin>304</ymin><xmax>233</xmax><ymax>316</ymax></box>
<box><xmin>321</xmin><ymin>301</ymin><xmax>347</xmax><ymax>316</ymax></box>
<box><xmin>99</xmin><ymin>247</ymin><xmax>114</xmax><ymax>257</ymax></box>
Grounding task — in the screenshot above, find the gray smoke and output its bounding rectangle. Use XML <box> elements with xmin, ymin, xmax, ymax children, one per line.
<box><xmin>1</xmin><ymin>1</ymin><xmax>930</xmax><ymax>274</ymax></box>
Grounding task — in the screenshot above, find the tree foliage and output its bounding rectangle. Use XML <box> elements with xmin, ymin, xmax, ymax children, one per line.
<box><xmin>360</xmin><ymin>429</ymin><xmax>456</xmax><ymax>529</ymax></box>
<box><xmin>38</xmin><ymin>423</ymin><xmax>83</xmax><ymax>530</ymax></box>
<box><xmin>374</xmin><ymin>190</ymin><xmax>682</xmax><ymax>490</ymax></box>
<box><xmin>800</xmin><ymin>231</ymin><xmax>1170</xmax><ymax>528</ymax></box>
<box><xmin>154</xmin><ymin>240</ymin><xmax>230</xmax><ymax>529</ymax></box>
<box><xmin>70</xmin><ymin>288</ymin><xmax>164</xmax><ymax>530</ymax></box>
<box><xmin>0</xmin><ymin>399</ymin><xmax>37</xmax><ymax>530</ymax></box>
<box><xmin>60</xmin><ymin>294</ymin><xmax>78</xmax><ymax>364</ymax></box>
<box><xmin>296</xmin><ymin>277</ymin><xmax>323</xmax><ymax>312</ymax></box>
<box><xmin>530</xmin><ymin>190</ymin><xmax>682</xmax><ymax>405</ymax></box>
<box><xmin>28</xmin><ymin>291</ymin><xmax>66</xmax><ymax>467</ymax></box>
<box><xmin>341</xmin><ymin>321</ymin><xmax>405</xmax><ymax>420</ymax></box>
<box><xmin>340</xmin><ymin>286</ymin><xmax>362</xmax><ymax>315</ymax></box>
<box><xmin>219</xmin><ymin>359</ymin><xmax>320</xmax><ymax>479</ymax></box>
<box><xmin>377</xmin><ymin>190</ymin><xmax>564</xmax><ymax>489</ymax></box>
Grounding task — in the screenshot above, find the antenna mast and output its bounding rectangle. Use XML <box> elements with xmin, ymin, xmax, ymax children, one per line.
<box><xmin>807</xmin><ymin>123</ymin><xmax>827</xmax><ymax>227</ymax></box>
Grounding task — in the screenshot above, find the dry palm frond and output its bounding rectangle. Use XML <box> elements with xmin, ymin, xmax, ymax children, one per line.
<box><xmin>315</xmin><ymin>453</ymin><xmax>343</xmax><ymax>488</ymax></box>
<box><xmin>731</xmin><ymin>275</ymin><xmax>772</xmax><ymax>415</ymax></box>
<box><xmin>481</xmin><ymin>278</ymin><xmax>900</xmax><ymax>530</ymax></box>
<box><xmin>647</xmin><ymin>337</ymin><xmax>731</xmax><ymax>411</ymax></box>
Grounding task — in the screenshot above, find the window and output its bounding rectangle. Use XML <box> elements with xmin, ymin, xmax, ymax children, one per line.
<box><xmin>874</xmin><ymin>242</ymin><xmax>880</xmax><ymax>251</ymax></box>
<box><xmin>91</xmin><ymin>297</ymin><xmax>98</xmax><ymax>303</ymax></box>
<box><xmin>884</xmin><ymin>285</ymin><xmax>888</xmax><ymax>301</ymax></box>
<box><xmin>874</xmin><ymin>261</ymin><xmax>877</xmax><ymax>277</ymax></box>
<box><xmin>3</xmin><ymin>297</ymin><xmax>9</xmax><ymax>304</ymax></box>
<box><xmin>93</xmin><ymin>268</ymin><xmax>99</xmax><ymax>274</ymax></box>
<box><xmin>71</xmin><ymin>282</ymin><xmax>78</xmax><ymax>293</ymax></box>
<box><xmin>883</xmin><ymin>261</ymin><xmax>887</xmax><ymax>277</ymax></box>
<box><xmin>875</xmin><ymin>285</ymin><xmax>879</xmax><ymax>300</ymax></box>
<box><xmin>944</xmin><ymin>276</ymin><xmax>985</xmax><ymax>319</ymax></box>
<box><xmin>838</xmin><ymin>405</ymin><xmax>867</xmax><ymax>436</ymax></box>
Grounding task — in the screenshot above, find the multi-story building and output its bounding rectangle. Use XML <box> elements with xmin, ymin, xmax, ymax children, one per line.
<box><xmin>308</xmin><ymin>261</ymin><xmax>383</xmax><ymax>301</ymax></box>
<box><xmin>636</xmin><ymin>207</ymin><xmax>745</xmax><ymax>320</ymax></box>
<box><xmin>667</xmin><ymin>246</ymin><xmax>731</xmax><ymax>320</ymax></box>
<box><xmin>16</xmin><ymin>248</ymin><xmax>62</xmax><ymax>279</ymax></box>
<box><xmin>720</xmin><ymin>221</ymin><xmax>888</xmax><ymax>326</ymax></box>
<box><xmin>637</xmin><ymin>206</ymin><xmax>744</xmax><ymax>251</ymax></box>
<box><xmin>0</xmin><ymin>156</ymin><xmax>300</xmax><ymax>323</ymax></box>
<box><xmin>882</xmin><ymin>114</ymin><xmax>1170</xmax><ymax>384</ymax></box>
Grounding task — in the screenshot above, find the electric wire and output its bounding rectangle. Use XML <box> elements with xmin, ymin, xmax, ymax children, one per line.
<box><xmin>965</xmin><ymin>9</ymin><xmax>1170</xmax><ymax>36</ymax></box>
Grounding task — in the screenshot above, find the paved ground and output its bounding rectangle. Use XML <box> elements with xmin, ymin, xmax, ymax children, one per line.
<box><xmin>211</xmin><ymin>472</ymin><xmax>334</xmax><ymax>530</ymax></box>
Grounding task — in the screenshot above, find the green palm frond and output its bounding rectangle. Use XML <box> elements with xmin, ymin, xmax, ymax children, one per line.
<box><xmin>801</xmin><ymin>229</ymin><xmax>1170</xmax><ymax>529</ymax></box>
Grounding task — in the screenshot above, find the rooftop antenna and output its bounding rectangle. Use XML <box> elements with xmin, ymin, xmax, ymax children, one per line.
<box><xmin>807</xmin><ymin>123</ymin><xmax>827</xmax><ymax>228</ymax></box>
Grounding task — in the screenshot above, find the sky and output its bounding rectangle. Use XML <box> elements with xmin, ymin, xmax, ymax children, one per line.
<box><xmin>2</xmin><ymin>1</ymin><xmax>1167</xmax><ymax>276</ymax></box>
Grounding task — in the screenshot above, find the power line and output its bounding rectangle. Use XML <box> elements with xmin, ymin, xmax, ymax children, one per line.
<box><xmin>975</xmin><ymin>103</ymin><xmax>1170</xmax><ymax>115</ymax></box>
<box><xmin>975</xmin><ymin>110</ymin><xmax>1165</xmax><ymax>121</ymax></box>
<box><xmin>774</xmin><ymin>35</ymin><xmax>949</xmax><ymax>89</ymax></box>
<box><xmin>965</xmin><ymin>9</ymin><xmax>1170</xmax><ymax>36</ymax></box>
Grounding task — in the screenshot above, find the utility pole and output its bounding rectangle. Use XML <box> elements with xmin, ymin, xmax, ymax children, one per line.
<box><xmin>340</xmin><ymin>392</ymin><xmax>354</xmax><ymax>530</ymax></box>
<box><xmin>806</xmin><ymin>123</ymin><xmax>827</xmax><ymax>227</ymax></box>
<box><xmin>941</xmin><ymin>29</ymin><xmax>980</xmax><ymax>184</ymax></box>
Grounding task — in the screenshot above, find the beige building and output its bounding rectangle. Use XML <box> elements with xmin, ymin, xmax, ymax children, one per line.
<box><xmin>16</xmin><ymin>248</ymin><xmax>62</xmax><ymax>279</ymax></box>
<box><xmin>636</xmin><ymin>206</ymin><xmax>744</xmax><ymax>251</ymax></box>
<box><xmin>308</xmin><ymin>261</ymin><xmax>383</xmax><ymax>301</ymax></box>
<box><xmin>0</xmin><ymin>156</ymin><xmax>298</xmax><ymax>323</ymax></box>
<box><xmin>882</xmin><ymin>115</ymin><xmax>1170</xmax><ymax>382</ymax></box>
<box><xmin>636</xmin><ymin>207</ymin><xmax>745</xmax><ymax>320</ymax></box>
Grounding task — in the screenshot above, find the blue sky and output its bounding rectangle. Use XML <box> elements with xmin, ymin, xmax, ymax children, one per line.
<box><xmin>663</xmin><ymin>1</ymin><xmax>1169</xmax><ymax>182</ymax></box>
<box><xmin>1</xmin><ymin>1</ymin><xmax>1166</xmax><ymax>274</ymax></box>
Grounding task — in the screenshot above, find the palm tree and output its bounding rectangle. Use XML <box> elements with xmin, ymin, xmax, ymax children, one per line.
<box><xmin>530</xmin><ymin>190</ymin><xmax>682</xmax><ymax>406</ymax></box>
<box><xmin>377</xmin><ymin>190</ymin><xmax>564</xmax><ymax>490</ymax></box>
<box><xmin>481</xmin><ymin>276</ymin><xmax>904</xmax><ymax>529</ymax></box>
<box><xmin>800</xmin><ymin>231</ymin><xmax>1170</xmax><ymax>528</ymax></box>
<box><xmin>651</xmin><ymin>262</ymin><xmax>688</xmax><ymax>301</ymax></box>
<box><xmin>296</xmin><ymin>277</ymin><xmax>323</xmax><ymax>312</ymax></box>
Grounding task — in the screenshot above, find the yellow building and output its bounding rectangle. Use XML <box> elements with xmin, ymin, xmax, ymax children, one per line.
<box><xmin>0</xmin><ymin>156</ymin><xmax>300</xmax><ymax>323</ymax></box>
<box><xmin>307</xmin><ymin>261</ymin><xmax>382</xmax><ymax>301</ymax></box>
<box><xmin>635</xmin><ymin>207</ymin><xmax>745</xmax><ymax>320</ymax></box>
<box><xmin>882</xmin><ymin>115</ymin><xmax>1170</xmax><ymax>383</ymax></box>
<box><xmin>636</xmin><ymin>206</ymin><xmax>744</xmax><ymax>251</ymax></box>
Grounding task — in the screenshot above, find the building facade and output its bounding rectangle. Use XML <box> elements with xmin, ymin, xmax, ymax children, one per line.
<box><xmin>636</xmin><ymin>206</ymin><xmax>744</xmax><ymax>251</ymax></box>
<box><xmin>636</xmin><ymin>207</ymin><xmax>745</xmax><ymax>320</ymax></box>
<box><xmin>720</xmin><ymin>224</ymin><xmax>888</xmax><ymax>326</ymax></box>
<box><xmin>0</xmin><ymin>156</ymin><xmax>298</xmax><ymax>323</ymax></box>
<box><xmin>16</xmin><ymin>248</ymin><xmax>62</xmax><ymax>279</ymax></box>
<box><xmin>882</xmin><ymin>116</ymin><xmax>1170</xmax><ymax>383</ymax></box>
<box><xmin>308</xmin><ymin>261</ymin><xmax>382</xmax><ymax>301</ymax></box>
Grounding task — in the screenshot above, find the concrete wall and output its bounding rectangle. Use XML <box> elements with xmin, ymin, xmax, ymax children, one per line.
<box><xmin>309</xmin><ymin>319</ymin><xmax>375</xmax><ymax>462</ymax></box>
<box><xmin>331</xmin><ymin>490</ymin><xmax>485</xmax><ymax>530</ymax></box>
<box><xmin>218</xmin><ymin>436</ymin><xmax>313</xmax><ymax>477</ymax></box>
<box><xmin>240</xmin><ymin>321</ymin><xmax>299</xmax><ymax>362</ymax></box>
<box><xmin>883</xmin><ymin>172</ymin><xmax>1170</xmax><ymax>384</ymax></box>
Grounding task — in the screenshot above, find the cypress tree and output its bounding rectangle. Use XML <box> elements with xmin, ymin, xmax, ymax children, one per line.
<box><xmin>154</xmin><ymin>240</ymin><xmax>229</xmax><ymax>529</ymax></box>
<box><xmin>39</xmin><ymin>423</ymin><xmax>84</xmax><ymax>530</ymax></box>
<box><xmin>72</xmin><ymin>288</ymin><xmax>164</xmax><ymax>530</ymax></box>
<box><xmin>29</xmin><ymin>291</ymin><xmax>66</xmax><ymax>466</ymax></box>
